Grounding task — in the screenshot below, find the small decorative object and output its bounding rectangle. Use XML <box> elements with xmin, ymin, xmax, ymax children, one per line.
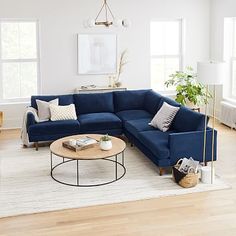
<box><xmin>81</xmin><ymin>85</ymin><xmax>97</xmax><ymax>90</ymax></box>
<box><xmin>62</xmin><ymin>137</ymin><xmax>98</xmax><ymax>152</ymax></box>
<box><xmin>165</xmin><ymin>66</ymin><xmax>212</xmax><ymax>108</ymax></box>
<box><xmin>69</xmin><ymin>139</ymin><xmax>77</xmax><ymax>146</ymax></box>
<box><xmin>84</xmin><ymin>0</ymin><xmax>131</xmax><ymax>28</ymax></box>
<box><xmin>81</xmin><ymin>85</ymin><xmax>88</xmax><ymax>90</ymax></box>
<box><xmin>108</xmin><ymin>76</ymin><xmax>116</xmax><ymax>87</ymax></box>
<box><xmin>100</xmin><ymin>134</ymin><xmax>112</xmax><ymax>151</ymax></box>
<box><xmin>115</xmin><ymin>81</ymin><xmax>122</xmax><ymax>88</ymax></box>
<box><xmin>172</xmin><ymin>158</ymin><xmax>200</xmax><ymax>188</ymax></box>
<box><xmin>200</xmin><ymin>166</ymin><xmax>215</xmax><ymax>184</ymax></box>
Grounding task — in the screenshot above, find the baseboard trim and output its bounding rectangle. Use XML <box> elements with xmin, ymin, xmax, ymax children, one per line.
<box><xmin>1</xmin><ymin>118</ymin><xmax>22</xmax><ymax>130</ymax></box>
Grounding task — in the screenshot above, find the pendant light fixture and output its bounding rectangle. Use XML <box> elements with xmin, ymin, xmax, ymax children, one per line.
<box><xmin>84</xmin><ymin>0</ymin><xmax>131</xmax><ymax>28</ymax></box>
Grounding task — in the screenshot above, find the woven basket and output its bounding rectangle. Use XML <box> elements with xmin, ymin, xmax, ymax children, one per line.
<box><xmin>172</xmin><ymin>159</ymin><xmax>199</xmax><ymax>188</ymax></box>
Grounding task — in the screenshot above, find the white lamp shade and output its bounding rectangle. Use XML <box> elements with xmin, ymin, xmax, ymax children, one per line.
<box><xmin>197</xmin><ymin>61</ymin><xmax>225</xmax><ymax>85</ymax></box>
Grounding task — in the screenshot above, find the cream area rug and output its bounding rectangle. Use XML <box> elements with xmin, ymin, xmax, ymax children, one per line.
<box><xmin>0</xmin><ymin>144</ymin><xmax>230</xmax><ymax>218</ymax></box>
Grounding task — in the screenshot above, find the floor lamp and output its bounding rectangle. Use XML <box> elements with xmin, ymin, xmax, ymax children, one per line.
<box><xmin>197</xmin><ymin>61</ymin><xmax>225</xmax><ymax>184</ymax></box>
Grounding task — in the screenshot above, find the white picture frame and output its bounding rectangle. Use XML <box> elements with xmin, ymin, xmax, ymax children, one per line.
<box><xmin>78</xmin><ymin>34</ymin><xmax>117</xmax><ymax>75</ymax></box>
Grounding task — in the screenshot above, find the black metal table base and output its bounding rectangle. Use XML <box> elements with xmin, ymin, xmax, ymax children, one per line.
<box><xmin>50</xmin><ymin>152</ymin><xmax>126</xmax><ymax>187</ymax></box>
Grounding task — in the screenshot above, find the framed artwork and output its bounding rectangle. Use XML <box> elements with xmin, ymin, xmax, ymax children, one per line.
<box><xmin>78</xmin><ymin>34</ymin><xmax>117</xmax><ymax>75</ymax></box>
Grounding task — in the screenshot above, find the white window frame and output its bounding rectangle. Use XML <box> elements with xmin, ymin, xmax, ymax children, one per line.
<box><xmin>150</xmin><ymin>18</ymin><xmax>185</xmax><ymax>93</ymax></box>
<box><xmin>0</xmin><ymin>19</ymin><xmax>41</xmax><ymax>104</ymax></box>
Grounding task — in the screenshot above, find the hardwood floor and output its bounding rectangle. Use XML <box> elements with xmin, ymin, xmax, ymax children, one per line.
<box><xmin>0</xmin><ymin>124</ymin><xmax>236</xmax><ymax>236</ymax></box>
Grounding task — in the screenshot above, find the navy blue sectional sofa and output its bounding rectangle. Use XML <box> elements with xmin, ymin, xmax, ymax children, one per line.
<box><xmin>27</xmin><ymin>89</ymin><xmax>216</xmax><ymax>172</ymax></box>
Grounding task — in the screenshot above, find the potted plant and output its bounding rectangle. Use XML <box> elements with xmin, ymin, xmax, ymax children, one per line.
<box><xmin>164</xmin><ymin>66</ymin><xmax>212</xmax><ymax>107</ymax></box>
<box><xmin>100</xmin><ymin>134</ymin><xmax>112</xmax><ymax>151</ymax></box>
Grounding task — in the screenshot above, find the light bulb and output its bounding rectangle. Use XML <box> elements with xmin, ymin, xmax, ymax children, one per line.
<box><xmin>122</xmin><ymin>19</ymin><xmax>131</xmax><ymax>28</ymax></box>
<box><xmin>113</xmin><ymin>18</ymin><xmax>122</xmax><ymax>27</ymax></box>
<box><xmin>87</xmin><ymin>18</ymin><xmax>95</xmax><ymax>28</ymax></box>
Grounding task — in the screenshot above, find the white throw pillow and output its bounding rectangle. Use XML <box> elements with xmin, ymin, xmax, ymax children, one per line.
<box><xmin>49</xmin><ymin>104</ymin><xmax>77</xmax><ymax>121</ymax></box>
<box><xmin>36</xmin><ymin>98</ymin><xmax>59</xmax><ymax>121</ymax></box>
<box><xmin>149</xmin><ymin>102</ymin><xmax>180</xmax><ymax>132</ymax></box>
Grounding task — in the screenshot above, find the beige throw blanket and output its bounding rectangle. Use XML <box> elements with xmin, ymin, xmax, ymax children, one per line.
<box><xmin>21</xmin><ymin>107</ymin><xmax>39</xmax><ymax>147</ymax></box>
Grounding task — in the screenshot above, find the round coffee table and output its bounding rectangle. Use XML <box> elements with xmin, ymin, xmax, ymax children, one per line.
<box><xmin>50</xmin><ymin>134</ymin><xmax>126</xmax><ymax>187</ymax></box>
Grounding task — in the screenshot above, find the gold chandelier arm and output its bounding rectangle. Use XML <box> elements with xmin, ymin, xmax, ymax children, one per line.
<box><xmin>95</xmin><ymin>1</ymin><xmax>106</xmax><ymax>21</ymax></box>
<box><xmin>106</xmin><ymin>1</ymin><xmax>115</xmax><ymax>20</ymax></box>
<box><xmin>105</xmin><ymin>1</ymin><xmax>108</xmax><ymax>22</ymax></box>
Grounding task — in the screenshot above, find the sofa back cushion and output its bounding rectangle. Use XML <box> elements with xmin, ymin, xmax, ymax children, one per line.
<box><xmin>114</xmin><ymin>90</ymin><xmax>150</xmax><ymax>112</ymax></box>
<box><xmin>172</xmin><ymin>106</ymin><xmax>207</xmax><ymax>132</ymax></box>
<box><xmin>163</xmin><ymin>96</ymin><xmax>181</xmax><ymax>107</ymax></box>
<box><xmin>73</xmin><ymin>92</ymin><xmax>114</xmax><ymax>115</ymax></box>
<box><xmin>144</xmin><ymin>90</ymin><xmax>163</xmax><ymax>115</ymax></box>
<box><xmin>31</xmin><ymin>95</ymin><xmax>74</xmax><ymax>110</ymax></box>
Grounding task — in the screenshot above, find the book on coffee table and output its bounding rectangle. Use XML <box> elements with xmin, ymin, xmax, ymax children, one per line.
<box><xmin>62</xmin><ymin>137</ymin><xmax>98</xmax><ymax>152</ymax></box>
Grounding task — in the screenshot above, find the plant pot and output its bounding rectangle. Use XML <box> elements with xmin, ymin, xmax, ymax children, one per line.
<box><xmin>100</xmin><ymin>140</ymin><xmax>112</xmax><ymax>151</ymax></box>
<box><xmin>185</xmin><ymin>100</ymin><xmax>197</xmax><ymax>109</ymax></box>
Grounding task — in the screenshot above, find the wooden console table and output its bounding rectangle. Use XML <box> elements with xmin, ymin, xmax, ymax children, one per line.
<box><xmin>75</xmin><ymin>86</ymin><xmax>127</xmax><ymax>94</ymax></box>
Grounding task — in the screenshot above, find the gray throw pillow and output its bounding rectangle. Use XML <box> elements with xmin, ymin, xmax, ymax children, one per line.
<box><xmin>36</xmin><ymin>98</ymin><xmax>59</xmax><ymax>121</ymax></box>
<box><xmin>149</xmin><ymin>102</ymin><xmax>180</xmax><ymax>132</ymax></box>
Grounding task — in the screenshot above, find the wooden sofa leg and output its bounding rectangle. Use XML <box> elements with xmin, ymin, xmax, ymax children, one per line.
<box><xmin>159</xmin><ymin>168</ymin><xmax>165</xmax><ymax>176</ymax></box>
<box><xmin>35</xmin><ymin>142</ymin><xmax>39</xmax><ymax>151</ymax></box>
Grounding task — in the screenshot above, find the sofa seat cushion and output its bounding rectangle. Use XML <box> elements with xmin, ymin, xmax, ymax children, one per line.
<box><xmin>125</xmin><ymin>118</ymin><xmax>154</xmax><ymax>138</ymax></box>
<box><xmin>78</xmin><ymin>113</ymin><xmax>122</xmax><ymax>132</ymax></box>
<box><xmin>116</xmin><ymin>110</ymin><xmax>153</xmax><ymax>122</ymax></box>
<box><xmin>138</xmin><ymin>130</ymin><xmax>175</xmax><ymax>159</ymax></box>
<box><xmin>28</xmin><ymin>120</ymin><xmax>80</xmax><ymax>137</ymax></box>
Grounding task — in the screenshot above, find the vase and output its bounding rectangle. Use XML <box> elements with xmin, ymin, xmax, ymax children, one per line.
<box><xmin>185</xmin><ymin>100</ymin><xmax>195</xmax><ymax>109</ymax></box>
<box><xmin>100</xmin><ymin>140</ymin><xmax>112</xmax><ymax>151</ymax></box>
<box><xmin>201</xmin><ymin>166</ymin><xmax>215</xmax><ymax>184</ymax></box>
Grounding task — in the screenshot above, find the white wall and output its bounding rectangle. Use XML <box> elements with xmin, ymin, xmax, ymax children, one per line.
<box><xmin>0</xmin><ymin>0</ymin><xmax>211</xmax><ymax>129</ymax></box>
<box><xmin>210</xmin><ymin>0</ymin><xmax>236</xmax><ymax>117</ymax></box>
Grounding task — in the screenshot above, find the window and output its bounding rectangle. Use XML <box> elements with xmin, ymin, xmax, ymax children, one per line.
<box><xmin>224</xmin><ymin>18</ymin><xmax>236</xmax><ymax>98</ymax></box>
<box><xmin>0</xmin><ymin>20</ymin><xmax>39</xmax><ymax>102</ymax></box>
<box><xmin>150</xmin><ymin>19</ymin><xmax>184</xmax><ymax>91</ymax></box>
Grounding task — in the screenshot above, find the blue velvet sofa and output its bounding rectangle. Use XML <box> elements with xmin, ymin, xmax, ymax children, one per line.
<box><xmin>27</xmin><ymin>89</ymin><xmax>216</xmax><ymax>173</ymax></box>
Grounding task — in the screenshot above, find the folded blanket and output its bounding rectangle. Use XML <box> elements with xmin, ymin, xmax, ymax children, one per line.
<box><xmin>21</xmin><ymin>107</ymin><xmax>39</xmax><ymax>147</ymax></box>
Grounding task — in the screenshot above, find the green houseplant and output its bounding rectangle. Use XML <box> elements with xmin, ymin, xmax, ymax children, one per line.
<box><xmin>100</xmin><ymin>134</ymin><xmax>112</xmax><ymax>151</ymax></box>
<box><xmin>165</xmin><ymin>66</ymin><xmax>212</xmax><ymax>107</ymax></box>
<box><xmin>100</xmin><ymin>134</ymin><xmax>111</xmax><ymax>142</ymax></box>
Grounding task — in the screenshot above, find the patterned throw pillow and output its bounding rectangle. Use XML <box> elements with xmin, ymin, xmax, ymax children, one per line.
<box><xmin>36</xmin><ymin>98</ymin><xmax>59</xmax><ymax>121</ymax></box>
<box><xmin>149</xmin><ymin>102</ymin><xmax>180</xmax><ymax>132</ymax></box>
<box><xmin>49</xmin><ymin>104</ymin><xmax>77</xmax><ymax>121</ymax></box>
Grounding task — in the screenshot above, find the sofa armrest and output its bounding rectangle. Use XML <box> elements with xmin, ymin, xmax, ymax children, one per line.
<box><xmin>168</xmin><ymin>129</ymin><xmax>217</xmax><ymax>166</ymax></box>
<box><xmin>26</xmin><ymin>112</ymin><xmax>36</xmax><ymax>131</ymax></box>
